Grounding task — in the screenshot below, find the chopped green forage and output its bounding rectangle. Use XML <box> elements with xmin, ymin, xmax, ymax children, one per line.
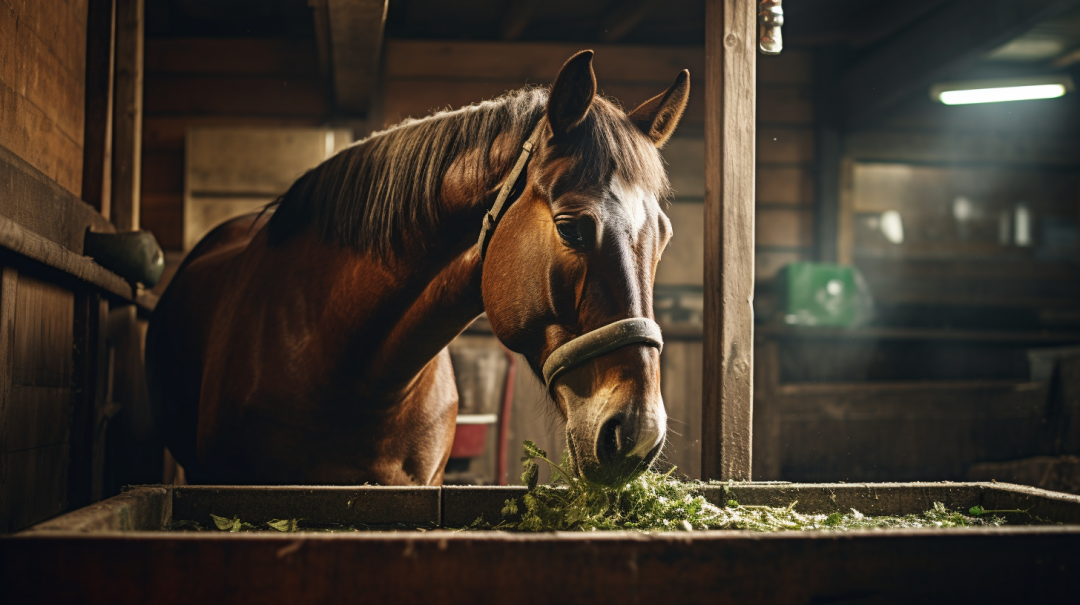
<box><xmin>488</xmin><ymin>442</ymin><xmax>1008</xmax><ymax>532</ymax></box>
<box><xmin>210</xmin><ymin>514</ymin><xmax>243</xmax><ymax>532</ymax></box>
<box><xmin>267</xmin><ymin>518</ymin><xmax>301</xmax><ymax>532</ymax></box>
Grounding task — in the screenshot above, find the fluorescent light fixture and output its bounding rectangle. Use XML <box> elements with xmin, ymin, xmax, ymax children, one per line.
<box><xmin>930</xmin><ymin>76</ymin><xmax>1074</xmax><ymax>105</ymax></box>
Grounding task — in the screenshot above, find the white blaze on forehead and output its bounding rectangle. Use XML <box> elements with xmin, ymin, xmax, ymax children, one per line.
<box><xmin>606</xmin><ymin>177</ymin><xmax>656</xmax><ymax>237</ymax></box>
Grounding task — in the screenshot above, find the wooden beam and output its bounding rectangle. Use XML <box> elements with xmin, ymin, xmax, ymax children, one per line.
<box><xmin>842</xmin><ymin>0</ymin><xmax>1080</xmax><ymax>129</ymax></box>
<box><xmin>702</xmin><ymin>0</ymin><xmax>755</xmax><ymax>481</ymax></box>
<box><xmin>81</xmin><ymin>0</ymin><xmax>115</xmax><ymax>218</ymax></box>
<box><xmin>599</xmin><ymin>0</ymin><xmax>661</xmax><ymax>43</ymax></box>
<box><xmin>327</xmin><ymin>0</ymin><xmax>388</xmax><ymax>115</ymax></box>
<box><xmin>110</xmin><ymin>0</ymin><xmax>143</xmax><ymax>232</ymax></box>
<box><xmin>500</xmin><ymin>0</ymin><xmax>541</xmax><ymax>41</ymax></box>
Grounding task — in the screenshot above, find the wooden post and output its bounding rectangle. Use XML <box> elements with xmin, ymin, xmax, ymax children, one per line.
<box><xmin>702</xmin><ymin>0</ymin><xmax>756</xmax><ymax>481</ymax></box>
<box><xmin>813</xmin><ymin>47</ymin><xmax>841</xmax><ymax>263</ymax></box>
<box><xmin>110</xmin><ymin>0</ymin><xmax>143</xmax><ymax>232</ymax></box>
<box><xmin>81</xmin><ymin>0</ymin><xmax>116</xmax><ymax>218</ymax></box>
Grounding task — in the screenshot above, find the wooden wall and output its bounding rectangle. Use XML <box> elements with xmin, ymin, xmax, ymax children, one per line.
<box><xmin>140</xmin><ymin>38</ymin><xmax>328</xmax><ymax>251</ymax></box>
<box><xmin>0</xmin><ymin>0</ymin><xmax>88</xmax><ymax>196</ymax></box>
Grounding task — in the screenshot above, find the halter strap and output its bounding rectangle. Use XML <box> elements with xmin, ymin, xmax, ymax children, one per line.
<box><xmin>541</xmin><ymin>318</ymin><xmax>664</xmax><ymax>390</ymax></box>
<box><xmin>478</xmin><ymin>121</ymin><xmax>547</xmax><ymax>259</ymax></box>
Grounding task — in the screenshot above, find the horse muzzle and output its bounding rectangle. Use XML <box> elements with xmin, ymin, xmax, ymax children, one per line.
<box><xmin>546</xmin><ymin>318</ymin><xmax>666</xmax><ymax>486</ymax></box>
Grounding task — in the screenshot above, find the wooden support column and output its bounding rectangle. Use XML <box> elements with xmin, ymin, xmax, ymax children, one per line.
<box><xmin>110</xmin><ymin>0</ymin><xmax>143</xmax><ymax>232</ymax></box>
<box><xmin>702</xmin><ymin>0</ymin><xmax>756</xmax><ymax>481</ymax></box>
<box><xmin>81</xmin><ymin>0</ymin><xmax>116</xmax><ymax>218</ymax></box>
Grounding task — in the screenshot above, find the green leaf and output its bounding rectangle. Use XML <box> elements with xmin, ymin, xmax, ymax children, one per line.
<box><xmin>267</xmin><ymin>518</ymin><xmax>299</xmax><ymax>532</ymax></box>
<box><xmin>522</xmin><ymin>459</ymin><xmax>539</xmax><ymax>491</ymax></box>
<box><xmin>969</xmin><ymin>505</ymin><xmax>985</xmax><ymax>517</ymax></box>
<box><xmin>522</xmin><ymin>440</ymin><xmax>546</xmax><ymax>461</ymax></box>
<box><xmin>210</xmin><ymin>514</ymin><xmax>241</xmax><ymax>532</ymax></box>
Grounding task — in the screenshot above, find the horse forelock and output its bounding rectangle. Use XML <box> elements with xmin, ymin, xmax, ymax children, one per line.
<box><xmin>265</xmin><ymin>86</ymin><xmax>669</xmax><ymax>261</ymax></box>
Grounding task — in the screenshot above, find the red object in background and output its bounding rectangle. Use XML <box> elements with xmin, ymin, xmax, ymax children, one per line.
<box><xmin>449</xmin><ymin>422</ymin><xmax>489</xmax><ymax>458</ymax></box>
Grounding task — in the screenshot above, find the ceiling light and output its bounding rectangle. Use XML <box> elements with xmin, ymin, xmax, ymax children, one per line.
<box><xmin>930</xmin><ymin>76</ymin><xmax>1074</xmax><ymax>105</ymax></box>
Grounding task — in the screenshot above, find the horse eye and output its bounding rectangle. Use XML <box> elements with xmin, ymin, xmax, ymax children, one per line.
<box><xmin>556</xmin><ymin>220</ymin><xmax>584</xmax><ymax>246</ymax></box>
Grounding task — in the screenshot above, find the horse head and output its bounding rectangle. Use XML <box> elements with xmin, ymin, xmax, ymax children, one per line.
<box><xmin>482</xmin><ymin>51</ymin><xmax>690</xmax><ymax>486</ymax></box>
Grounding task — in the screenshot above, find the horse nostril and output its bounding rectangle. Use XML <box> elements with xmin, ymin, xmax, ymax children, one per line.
<box><xmin>597</xmin><ymin>415</ymin><xmax>631</xmax><ymax>464</ymax></box>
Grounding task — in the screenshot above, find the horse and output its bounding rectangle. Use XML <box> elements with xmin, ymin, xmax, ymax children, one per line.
<box><xmin>146</xmin><ymin>50</ymin><xmax>690</xmax><ymax>487</ymax></box>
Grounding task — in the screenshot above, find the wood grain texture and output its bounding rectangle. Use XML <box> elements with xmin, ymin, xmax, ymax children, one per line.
<box><xmin>0</xmin><ymin>143</ymin><xmax>115</xmax><ymax>254</ymax></box>
<box><xmin>702</xmin><ymin>0</ymin><xmax>755</xmax><ymax>481</ymax></box>
<box><xmin>81</xmin><ymin>0</ymin><xmax>115</xmax><ymax>217</ymax></box>
<box><xmin>111</xmin><ymin>0</ymin><xmax>143</xmax><ymax>231</ymax></box>
<box><xmin>0</xmin><ymin>213</ymin><xmax>131</xmax><ymax>299</ymax></box>
<box><xmin>0</xmin><ymin>2</ymin><xmax>87</xmax><ymax>147</ymax></box>
<box><xmin>12</xmin><ymin>274</ymin><xmax>74</xmax><ymax>389</ymax></box>
<box><xmin>757</xmin><ymin>207</ymin><xmax>813</xmax><ymax>248</ymax></box>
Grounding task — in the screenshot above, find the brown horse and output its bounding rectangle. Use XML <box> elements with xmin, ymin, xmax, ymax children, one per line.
<box><xmin>146</xmin><ymin>51</ymin><xmax>690</xmax><ymax>487</ymax></box>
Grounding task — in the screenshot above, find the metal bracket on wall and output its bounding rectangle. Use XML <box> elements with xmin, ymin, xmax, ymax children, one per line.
<box><xmin>759</xmin><ymin>0</ymin><xmax>783</xmax><ymax>55</ymax></box>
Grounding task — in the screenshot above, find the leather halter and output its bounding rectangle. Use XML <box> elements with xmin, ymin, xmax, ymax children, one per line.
<box><xmin>542</xmin><ymin>317</ymin><xmax>664</xmax><ymax>390</ymax></box>
<box><xmin>477</xmin><ymin>121</ymin><xmax>664</xmax><ymax>391</ymax></box>
<box><xmin>478</xmin><ymin>121</ymin><xmax>547</xmax><ymax>259</ymax></box>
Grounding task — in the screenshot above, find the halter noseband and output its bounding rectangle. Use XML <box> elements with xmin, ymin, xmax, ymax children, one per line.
<box><xmin>477</xmin><ymin>121</ymin><xmax>664</xmax><ymax>392</ymax></box>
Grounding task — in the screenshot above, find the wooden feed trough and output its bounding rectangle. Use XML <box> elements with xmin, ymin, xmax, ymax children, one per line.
<box><xmin>2</xmin><ymin>482</ymin><xmax>1079</xmax><ymax>603</ymax></box>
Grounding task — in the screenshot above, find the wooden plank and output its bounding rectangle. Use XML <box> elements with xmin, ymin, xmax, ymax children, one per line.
<box><xmin>757</xmin><ymin>166</ymin><xmax>812</xmax><ymax>205</ymax></box>
<box><xmin>144</xmin><ymin>76</ymin><xmax>327</xmax><ymax>117</ymax></box>
<box><xmin>0</xmin><ymin>213</ymin><xmax>131</xmax><ymax>299</ymax></box>
<box><xmin>842</xmin><ymin>0</ymin><xmax>1080</xmax><ymax>129</ymax></box>
<box><xmin>69</xmin><ymin>292</ymin><xmax>106</xmax><ymax>508</ymax></box>
<box><xmin>0</xmin><ymin>2</ymin><xmax>87</xmax><ymax>148</ymax></box>
<box><xmin>757</xmin><ymin>49</ymin><xmax>812</xmax><ymax>84</ymax></box>
<box><xmin>0</xmin><ymin>81</ymin><xmax>85</xmax><ymax>196</ymax></box>
<box><xmin>140</xmin><ymin>150</ymin><xmax>182</xmax><ymax>195</ymax></box>
<box><xmin>0</xmin><ymin>443</ymin><xmax>69</xmax><ymax>531</ymax></box>
<box><xmin>702</xmin><ymin>0</ymin><xmax>755</xmax><ymax>481</ymax></box>
<box><xmin>757</xmin><ymin>207</ymin><xmax>813</xmax><ymax>249</ymax></box>
<box><xmin>145</xmin><ymin>39</ymin><xmax>320</xmax><ymax>76</ymax></box>
<box><xmin>756</xmin><ymin>86</ymin><xmax>812</xmax><ymax>125</ymax></box>
<box><xmin>81</xmin><ymin>0</ymin><xmax>115</xmax><ymax>217</ymax></box>
<box><xmin>3</xmin><ymin>387</ymin><xmax>71</xmax><ymax>451</ymax></box>
<box><xmin>663</xmin><ymin>136</ymin><xmax>705</xmax><ymax>199</ymax></box>
<box><xmin>12</xmin><ymin>274</ymin><xmax>74</xmax><ymax>388</ymax></box>
<box><xmin>111</xmin><ymin>0</ymin><xmax>143</xmax><ymax>232</ymax></box>
<box><xmin>813</xmin><ymin>47</ymin><xmax>840</xmax><ymax>262</ymax></box>
<box><xmin>327</xmin><ymin>0</ymin><xmax>387</xmax><ymax>115</ymax></box>
<box><xmin>382</xmin><ymin>80</ymin><xmax>707</xmax><ymax>128</ymax></box>
<box><xmin>0</xmin><ymin>143</ymin><xmax>115</xmax><ymax>254</ymax></box>
<box><xmin>757</xmin><ymin>127</ymin><xmax>813</xmax><ymax>164</ymax></box>
<box><xmin>383</xmin><ymin>40</ymin><xmax>705</xmax><ymax>84</ymax></box>
<box><xmin>142</xmin><ymin>116</ymin><xmax>324</xmax><ymax>151</ymax></box>
<box><xmin>7</xmin><ymin>0</ymin><xmax>89</xmax><ymax>76</ymax></box>
<box><xmin>0</xmin><ymin>265</ymin><xmax>17</xmax><ymax>458</ymax></box>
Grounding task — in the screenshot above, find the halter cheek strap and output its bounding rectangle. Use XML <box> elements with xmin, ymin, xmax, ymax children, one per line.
<box><xmin>477</xmin><ymin>121</ymin><xmax>547</xmax><ymax>259</ymax></box>
<box><xmin>541</xmin><ymin>318</ymin><xmax>664</xmax><ymax>390</ymax></box>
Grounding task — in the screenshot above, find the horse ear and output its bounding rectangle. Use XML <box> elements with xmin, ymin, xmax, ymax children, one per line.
<box><xmin>628</xmin><ymin>70</ymin><xmax>690</xmax><ymax>148</ymax></box>
<box><xmin>548</xmin><ymin>50</ymin><xmax>596</xmax><ymax>135</ymax></box>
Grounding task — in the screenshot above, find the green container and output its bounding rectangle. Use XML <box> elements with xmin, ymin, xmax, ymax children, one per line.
<box><xmin>775</xmin><ymin>262</ymin><xmax>872</xmax><ymax>327</ymax></box>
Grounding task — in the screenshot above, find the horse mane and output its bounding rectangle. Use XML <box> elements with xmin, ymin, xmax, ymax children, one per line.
<box><xmin>266</xmin><ymin>86</ymin><xmax>669</xmax><ymax>260</ymax></box>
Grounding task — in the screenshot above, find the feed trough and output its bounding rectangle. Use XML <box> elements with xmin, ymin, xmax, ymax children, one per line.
<box><xmin>2</xmin><ymin>482</ymin><xmax>1078</xmax><ymax>604</ymax></box>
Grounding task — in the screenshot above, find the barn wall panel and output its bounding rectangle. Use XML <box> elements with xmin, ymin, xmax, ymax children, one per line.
<box><xmin>140</xmin><ymin>38</ymin><xmax>329</xmax><ymax>255</ymax></box>
<box><xmin>0</xmin><ymin>0</ymin><xmax>87</xmax><ymax>196</ymax></box>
